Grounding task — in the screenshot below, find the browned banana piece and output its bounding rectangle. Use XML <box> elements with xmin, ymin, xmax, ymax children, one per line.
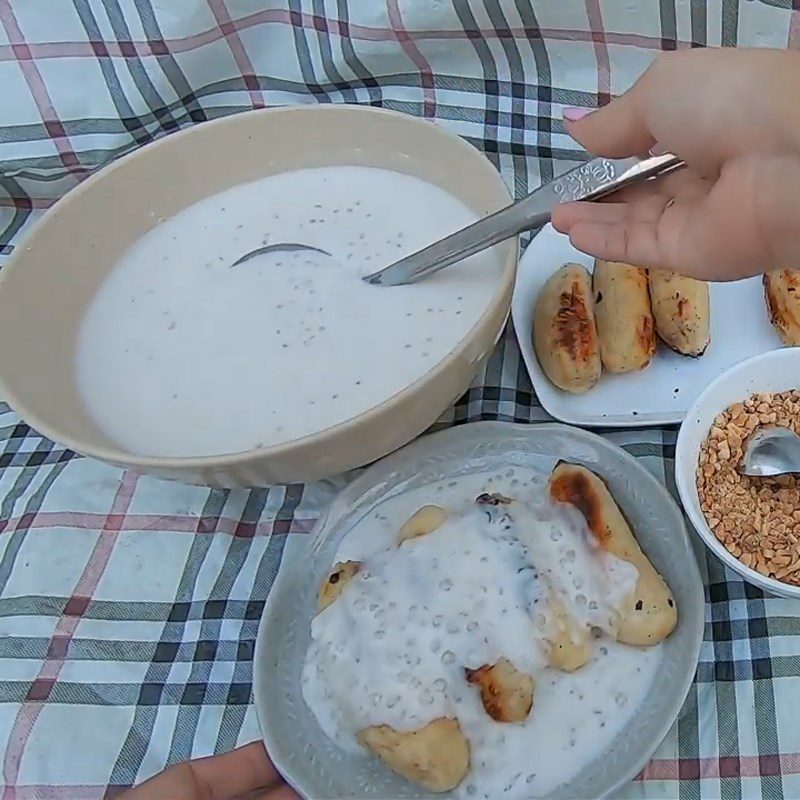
<box><xmin>465</xmin><ymin>657</ymin><xmax>534</xmax><ymax>722</ymax></box>
<box><xmin>549</xmin><ymin>462</ymin><xmax>677</xmax><ymax>646</ymax></box>
<box><xmin>316</xmin><ymin>560</ymin><xmax>361</xmax><ymax>613</ymax></box>
<box><xmin>533</xmin><ymin>263</ymin><xmax>601</xmax><ymax>393</ymax></box>
<box><xmin>647</xmin><ymin>269</ymin><xmax>710</xmax><ymax>356</ymax></box>
<box><xmin>397</xmin><ymin>505</ymin><xmax>447</xmax><ymax>544</ymax></box>
<box><xmin>764</xmin><ymin>269</ymin><xmax>800</xmax><ymax>346</ymax></box>
<box><xmin>593</xmin><ymin>260</ymin><xmax>656</xmax><ymax>373</ymax></box>
<box><xmin>357</xmin><ymin>717</ymin><xmax>469</xmax><ymax>792</ymax></box>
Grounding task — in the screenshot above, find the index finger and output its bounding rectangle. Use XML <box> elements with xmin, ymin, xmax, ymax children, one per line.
<box><xmin>123</xmin><ymin>740</ymin><xmax>281</xmax><ymax>800</ymax></box>
<box><xmin>189</xmin><ymin>741</ymin><xmax>281</xmax><ymax>799</ymax></box>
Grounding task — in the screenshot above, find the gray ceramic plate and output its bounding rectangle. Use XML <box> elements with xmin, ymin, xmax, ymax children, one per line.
<box><xmin>254</xmin><ymin>422</ymin><xmax>704</xmax><ymax>799</ymax></box>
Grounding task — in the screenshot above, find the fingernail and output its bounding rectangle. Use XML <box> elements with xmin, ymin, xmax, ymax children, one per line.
<box><xmin>649</xmin><ymin>142</ymin><xmax>667</xmax><ymax>156</ymax></box>
<box><xmin>562</xmin><ymin>106</ymin><xmax>594</xmax><ymax>122</ymax></box>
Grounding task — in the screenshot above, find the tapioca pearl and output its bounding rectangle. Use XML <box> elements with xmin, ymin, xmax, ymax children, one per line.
<box><xmin>446</xmin><ymin>622</ymin><xmax>460</xmax><ymax>634</ymax></box>
<box><xmin>441</xmin><ymin>650</ymin><xmax>456</xmax><ymax>665</ymax></box>
<box><xmin>575</xmin><ymin>594</ymin><xmax>587</xmax><ymax>607</ymax></box>
<box><xmin>550</xmin><ymin>529</ymin><xmax>562</xmax><ymax>542</ymax></box>
<box><xmin>371</xmin><ymin>693</ymin><xmax>382</xmax><ymax>706</ymax></box>
<box><xmin>432</xmin><ymin>615</ymin><xmax>443</xmax><ymax>628</ymax></box>
<box><xmin>433</xmin><ymin>678</ymin><xmax>447</xmax><ymax>692</ymax></box>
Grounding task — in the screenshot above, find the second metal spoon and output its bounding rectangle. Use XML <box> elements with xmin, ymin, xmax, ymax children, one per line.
<box><xmin>740</xmin><ymin>426</ymin><xmax>800</xmax><ymax>477</ymax></box>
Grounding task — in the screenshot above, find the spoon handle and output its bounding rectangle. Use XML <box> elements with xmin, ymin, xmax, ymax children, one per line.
<box><xmin>364</xmin><ymin>152</ymin><xmax>684</xmax><ymax>287</ymax></box>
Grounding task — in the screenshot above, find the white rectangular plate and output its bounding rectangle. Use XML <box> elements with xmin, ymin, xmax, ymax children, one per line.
<box><xmin>512</xmin><ymin>224</ymin><xmax>784</xmax><ymax>427</ymax></box>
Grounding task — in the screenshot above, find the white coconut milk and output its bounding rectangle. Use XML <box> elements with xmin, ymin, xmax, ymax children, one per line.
<box><xmin>75</xmin><ymin>167</ymin><xmax>504</xmax><ymax>457</ymax></box>
<box><xmin>302</xmin><ymin>467</ymin><xmax>663</xmax><ymax>798</ymax></box>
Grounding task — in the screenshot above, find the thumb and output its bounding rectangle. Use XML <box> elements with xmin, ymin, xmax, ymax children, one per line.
<box><xmin>563</xmin><ymin>70</ymin><xmax>655</xmax><ymax>158</ymax></box>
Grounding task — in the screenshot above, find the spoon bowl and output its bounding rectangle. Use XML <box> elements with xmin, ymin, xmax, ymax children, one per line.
<box><xmin>231</xmin><ymin>242</ymin><xmax>331</xmax><ymax>267</ymax></box>
<box><xmin>740</xmin><ymin>425</ymin><xmax>800</xmax><ymax>477</ymax></box>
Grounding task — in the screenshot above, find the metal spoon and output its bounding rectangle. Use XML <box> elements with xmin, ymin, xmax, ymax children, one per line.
<box><xmin>364</xmin><ymin>151</ymin><xmax>684</xmax><ymax>286</ymax></box>
<box><xmin>739</xmin><ymin>426</ymin><xmax>800</xmax><ymax>477</ymax></box>
<box><xmin>230</xmin><ymin>151</ymin><xmax>684</xmax><ymax>280</ymax></box>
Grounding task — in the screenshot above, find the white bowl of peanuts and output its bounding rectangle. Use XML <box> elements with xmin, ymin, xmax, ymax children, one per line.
<box><xmin>676</xmin><ymin>348</ymin><xmax>800</xmax><ymax>598</ymax></box>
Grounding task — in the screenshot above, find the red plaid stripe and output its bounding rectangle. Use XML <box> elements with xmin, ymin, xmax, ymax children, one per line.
<box><xmin>0</xmin><ymin>4</ymin><xmax>85</xmax><ymax>179</ymax></box>
<box><xmin>2</xmin><ymin>472</ymin><xmax>138</xmax><ymax>793</ymax></box>
<box><xmin>0</xmin><ymin>21</ymin><xmax>702</xmax><ymax>63</ymax></box>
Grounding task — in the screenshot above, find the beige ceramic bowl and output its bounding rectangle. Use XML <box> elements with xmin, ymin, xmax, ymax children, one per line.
<box><xmin>0</xmin><ymin>106</ymin><xmax>516</xmax><ymax>487</ymax></box>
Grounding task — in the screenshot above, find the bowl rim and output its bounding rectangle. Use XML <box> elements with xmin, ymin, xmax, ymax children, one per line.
<box><xmin>254</xmin><ymin>420</ymin><xmax>705</xmax><ymax>799</ymax></box>
<box><xmin>675</xmin><ymin>347</ymin><xmax>800</xmax><ymax>598</ymax></box>
<box><xmin>0</xmin><ymin>104</ymin><xmax>517</xmax><ymax>467</ymax></box>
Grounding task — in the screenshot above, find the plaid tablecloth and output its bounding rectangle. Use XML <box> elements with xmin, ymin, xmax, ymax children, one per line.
<box><xmin>2</xmin><ymin>2</ymin><xmax>800</xmax><ymax>798</ymax></box>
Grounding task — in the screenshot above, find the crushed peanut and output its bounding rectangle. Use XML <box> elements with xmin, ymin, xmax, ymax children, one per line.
<box><xmin>696</xmin><ymin>390</ymin><xmax>800</xmax><ymax>584</ymax></box>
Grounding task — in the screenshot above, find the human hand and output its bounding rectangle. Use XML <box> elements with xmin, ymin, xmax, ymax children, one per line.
<box><xmin>551</xmin><ymin>48</ymin><xmax>800</xmax><ymax>281</ymax></box>
<box><xmin>119</xmin><ymin>741</ymin><xmax>299</xmax><ymax>800</ymax></box>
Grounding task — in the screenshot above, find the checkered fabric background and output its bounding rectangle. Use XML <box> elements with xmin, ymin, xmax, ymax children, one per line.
<box><xmin>2</xmin><ymin>1</ymin><xmax>800</xmax><ymax>798</ymax></box>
